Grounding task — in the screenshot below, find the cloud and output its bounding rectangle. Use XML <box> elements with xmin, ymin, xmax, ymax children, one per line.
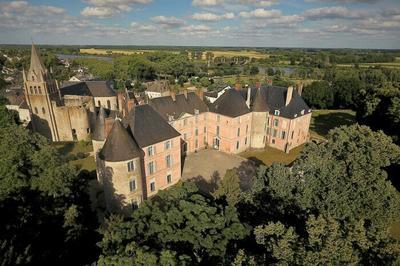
<box><xmin>238</xmin><ymin>0</ymin><xmax>278</xmax><ymax>6</ymax></box>
<box><xmin>239</xmin><ymin>8</ymin><xmax>282</xmax><ymax>18</ymax></box>
<box><xmin>192</xmin><ymin>12</ymin><xmax>234</xmax><ymax>21</ymax></box>
<box><xmin>192</xmin><ymin>0</ymin><xmax>224</xmax><ymax>7</ymax></box>
<box><xmin>181</xmin><ymin>24</ymin><xmax>212</xmax><ymax>33</ymax></box>
<box><xmin>192</xmin><ymin>0</ymin><xmax>278</xmax><ymax>7</ymax></box>
<box><xmin>0</xmin><ymin>1</ymin><xmax>65</xmax><ymax>15</ymax></box>
<box><xmin>303</xmin><ymin>6</ymin><xmax>369</xmax><ymax>20</ymax></box>
<box><xmin>305</xmin><ymin>0</ymin><xmax>380</xmax><ymax>3</ymax></box>
<box><xmin>151</xmin><ymin>16</ymin><xmax>185</xmax><ymax>28</ymax></box>
<box><xmin>81</xmin><ymin>0</ymin><xmax>152</xmax><ymax>18</ymax></box>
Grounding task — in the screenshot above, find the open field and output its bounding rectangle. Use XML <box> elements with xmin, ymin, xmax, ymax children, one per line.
<box><xmin>80</xmin><ymin>48</ymin><xmax>160</xmax><ymax>55</ymax></box>
<box><xmin>310</xmin><ymin>109</ymin><xmax>356</xmax><ymax>139</ymax></box>
<box><xmin>201</xmin><ymin>50</ymin><xmax>268</xmax><ymax>60</ymax></box>
<box><xmin>52</xmin><ymin>141</ymin><xmax>96</xmax><ymax>172</ymax></box>
<box><xmin>240</xmin><ymin>145</ymin><xmax>304</xmax><ymax>166</ymax></box>
<box><xmin>337</xmin><ymin>58</ymin><xmax>400</xmax><ymax>69</ymax></box>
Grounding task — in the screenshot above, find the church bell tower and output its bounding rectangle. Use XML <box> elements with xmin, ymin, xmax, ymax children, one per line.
<box><xmin>23</xmin><ymin>42</ymin><xmax>61</xmax><ymax>141</ymax></box>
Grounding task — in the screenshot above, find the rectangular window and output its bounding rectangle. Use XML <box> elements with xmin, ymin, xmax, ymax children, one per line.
<box><xmin>150</xmin><ymin>180</ymin><xmax>156</xmax><ymax>192</ymax></box>
<box><xmin>165</xmin><ymin>140</ymin><xmax>171</xmax><ymax>150</ymax></box>
<box><xmin>204</xmin><ymin>136</ymin><xmax>207</xmax><ymax>145</ymax></box>
<box><xmin>183</xmin><ymin>119</ymin><xmax>187</xmax><ymax>126</ymax></box>
<box><xmin>291</xmin><ymin>131</ymin><xmax>294</xmax><ymax>139</ymax></box>
<box><xmin>195</xmin><ymin>128</ymin><xmax>198</xmax><ymax>136</ymax></box>
<box><xmin>274</xmin><ymin>119</ymin><xmax>279</xmax><ymax>127</ymax></box>
<box><xmin>273</xmin><ymin>129</ymin><xmax>277</xmax><ymax>138</ymax></box>
<box><xmin>166</xmin><ymin>155</ymin><xmax>172</xmax><ymax>168</ymax></box>
<box><xmin>281</xmin><ymin>131</ymin><xmax>286</xmax><ymax>139</ymax></box>
<box><xmin>204</xmin><ymin>126</ymin><xmax>206</xmax><ymax>133</ymax></box>
<box><xmin>195</xmin><ymin>139</ymin><xmax>198</xmax><ymax>148</ymax></box>
<box><xmin>149</xmin><ymin>161</ymin><xmax>156</xmax><ymax>174</ymax></box>
<box><xmin>245</xmin><ymin>137</ymin><xmax>248</xmax><ymax>145</ymax></box>
<box><xmin>217</xmin><ymin>115</ymin><xmax>220</xmax><ymax>122</ymax></box>
<box><xmin>127</xmin><ymin>161</ymin><xmax>135</xmax><ymax>172</ymax></box>
<box><xmin>167</xmin><ymin>174</ymin><xmax>172</xmax><ymax>184</ymax></box>
<box><xmin>272</xmin><ymin>139</ymin><xmax>275</xmax><ymax>144</ymax></box>
<box><xmin>246</xmin><ymin>124</ymin><xmax>248</xmax><ymax>134</ymax></box>
<box><xmin>266</xmin><ymin>127</ymin><xmax>270</xmax><ymax>135</ymax></box>
<box><xmin>184</xmin><ymin>133</ymin><xmax>187</xmax><ymax>141</ymax></box>
<box><xmin>236</xmin><ymin>141</ymin><xmax>240</xmax><ymax>150</ymax></box>
<box><xmin>216</xmin><ymin>126</ymin><xmax>220</xmax><ymax>136</ymax></box>
<box><xmin>237</xmin><ymin>128</ymin><xmax>240</xmax><ymax>137</ymax></box>
<box><xmin>129</xmin><ymin>179</ymin><xmax>136</xmax><ymax>192</ymax></box>
<box><xmin>147</xmin><ymin>146</ymin><xmax>155</xmax><ymax>156</ymax></box>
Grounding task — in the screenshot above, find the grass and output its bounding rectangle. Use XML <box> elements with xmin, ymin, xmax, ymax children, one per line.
<box><xmin>52</xmin><ymin>141</ymin><xmax>96</xmax><ymax>172</ymax></box>
<box><xmin>200</xmin><ymin>50</ymin><xmax>268</xmax><ymax>60</ymax></box>
<box><xmin>310</xmin><ymin>109</ymin><xmax>356</xmax><ymax>139</ymax></box>
<box><xmin>80</xmin><ymin>48</ymin><xmax>160</xmax><ymax>55</ymax></box>
<box><xmin>240</xmin><ymin>145</ymin><xmax>305</xmax><ymax>166</ymax></box>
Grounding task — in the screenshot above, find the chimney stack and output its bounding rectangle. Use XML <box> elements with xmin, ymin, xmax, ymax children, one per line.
<box><xmin>297</xmin><ymin>83</ymin><xmax>303</xmax><ymax>96</ymax></box>
<box><xmin>286</xmin><ymin>86</ymin><xmax>293</xmax><ymax>106</ymax></box>
<box><xmin>267</xmin><ymin>79</ymin><xmax>273</xmax><ymax>86</ymax></box>
<box><xmin>246</xmin><ymin>86</ymin><xmax>251</xmax><ymax>108</ymax></box>
<box><xmin>171</xmin><ymin>91</ymin><xmax>176</xmax><ymax>101</ymax></box>
<box><xmin>183</xmin><ymin>89</ymin><xmax>188</xmax><ymax>99</ymax></box>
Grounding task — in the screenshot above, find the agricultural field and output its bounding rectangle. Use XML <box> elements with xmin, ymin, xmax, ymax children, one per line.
<box><xmin>310</xmin><ymin>109</ymin><xmax>356</xmax><ymax>139</ymax></box>
<box><xmin>80</xmin><ymin>48</ymin><xmax>160</xmax><ymax>55</ymax></box>
<box><xmin>336</xmin><ymin>57</ymin><xmax>400</xmax><ymax>69</ymax></box>
<box><xmin>201</xmin><ymin>50</ymin><xmax>268</xmax><ymax>60</ymax></box>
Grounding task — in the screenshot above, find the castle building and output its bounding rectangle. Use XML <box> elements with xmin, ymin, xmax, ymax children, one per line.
<box><xmin>22</xmin><ymin>43</ymin><xmax>118</xmax><ymax>142</ymax></box>
<box><xmin>19</xmin><ymin>43</ymin><xmax>311</xmax><ymax>213</ymax></box>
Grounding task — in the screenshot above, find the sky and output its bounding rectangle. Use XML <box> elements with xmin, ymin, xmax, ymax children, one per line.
<box><xmin>0</xmin><ymin>0</ymin><xmax>399</xmax><ymax>48</ymax></box>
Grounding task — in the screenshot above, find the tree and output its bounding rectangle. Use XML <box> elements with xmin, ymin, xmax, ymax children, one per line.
<box><xmin>302</xmin><ymin>81</ymin><xmax>334</xmax><ymax>109</ymax></box>
<box><xmin>0</xmin><ymin>123</ymin><xmax>99</xmax><ymax>265</ymax></box>
<box><xmin>98</xmin><ymin>182</ymin><xmax>248</xmax><ymax>265</ymax></box>
<box><xmin>249</xmin><ymin>66</ymin><xmax>259</xmax><ymax>75</ymax></box>
<box><xmin>332</xmin><ymin>76</ymin><xmax>361</xmax><ymax>108</ymax></box>
<box><xmin>213</xmin><ymin>169</ymin><xmax>241</xmax><ymax>207</ymax></box>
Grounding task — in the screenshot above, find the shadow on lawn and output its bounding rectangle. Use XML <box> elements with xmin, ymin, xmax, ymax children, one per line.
<box><xmin>311</xmin><ymin>112</ymin><xmax>356</xmax><ymax>136</ymax></box>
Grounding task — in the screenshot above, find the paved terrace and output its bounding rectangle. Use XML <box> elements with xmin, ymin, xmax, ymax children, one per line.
<box><xmin>182</xmin><ymin>149</ymin><xmax>256</xmax><ymax>193</ymax></box>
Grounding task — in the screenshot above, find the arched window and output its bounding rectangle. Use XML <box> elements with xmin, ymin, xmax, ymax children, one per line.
<box><xmin>30</xmin><ymin>88</ymin><xmax>33</xmax><ymax>94</ymax></box>
<box><xmin>34</xmin><ymin>107</ymin><xmax>38</xmax><ymax>114</ymax></box>
<box><xmin>98</xmin><ymin>100</ymin><xmax>101</xmax><ymax>107</ymax></box>
<box><xmin>107</xmin><ymin>100</ymin><xmax>111</xmax><ymax>110</ymax></box>
<box><xmin>34</xmin><ymin>88</ymin><xmax>38</xmax><ymax>94</ymax></box>
<box><xmin>42</xmin><ymin>107</ymin><xmax>45</xmax><ymax>114</ymax></box>
<box><xmin>38</xmin><ymin>88</ymin><xmax>42</xmax><ymax>94</ymax></box>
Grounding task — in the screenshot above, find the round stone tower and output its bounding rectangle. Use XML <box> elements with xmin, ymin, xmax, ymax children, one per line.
<box><xmin>92</xmin><ymin>107</ymin><xmax>106</xmax><ymax>159</ymax></box>
<box><xmin>98</xmin><ymin>119</ymin><xmax>144</xmax><ymax>213</ymax></box>
<box><xmin>250</xmin><ymin>87</ymin><xmax>269</xmax><ymax>149</ymax></box>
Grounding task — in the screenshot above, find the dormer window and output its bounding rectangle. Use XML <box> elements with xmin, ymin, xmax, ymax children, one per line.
<box><xmin>32</xmin><ymin>76</ymin><xmax>35</xmax><ymax>81</ymax></box>
<box><xmin>294</xmin><ymin>114</ymin><xmax>298</xmax><ymax>118</ymax></box>
<box><xmin>301</xmin><ymin>110</ymin><xmax>305</xmax><ymax>115</ymax></box>
<box><xmin>194</xmin><ymin>109</ymin><xmax>199</xmax><ymax>115</ymax></box>
<box><xmin>274</xmin><ymin>110</ymin><xmax>280</xmax><ymax>116</ymax></box>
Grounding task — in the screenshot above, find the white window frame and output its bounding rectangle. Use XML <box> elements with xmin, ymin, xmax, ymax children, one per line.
<box><xmin>129</xmin><ymin>178</ymin><xmax>136</xmax><ymax>192</ymax></box>
<box><xmin>127</xmin><ymin>160</ymin><xmax>135</xmax><ymax>172</ymax></box>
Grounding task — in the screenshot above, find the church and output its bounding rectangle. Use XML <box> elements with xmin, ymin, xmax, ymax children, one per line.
<box><xmin>21</xmin><ymin>44</ymin><xmax>312</xmax><ymax>213</ymax></box>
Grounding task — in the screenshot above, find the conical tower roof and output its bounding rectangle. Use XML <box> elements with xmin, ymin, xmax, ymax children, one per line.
<box><xmin>100</xmin><ymin>119</ymin><xmax>142</xmax><ymax>162</ymax></box>
<box><xmin>29</xmin><ymin>42</ymin><xmax>47</xmax><ymax>74</ymax></box>
<box><xmin>92</xmin><ymin>107</ymin><xmax>106</xmax><ymax>141</ymax></box>
<box><xmin>252</xmin><ymin>87</ymin><xmax>269</xmax><ymax>112</ymax></box>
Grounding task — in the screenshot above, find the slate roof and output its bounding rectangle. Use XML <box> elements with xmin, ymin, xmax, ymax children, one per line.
<box><xmin>124</xmin><ymin>104</ymin><xmax>181</xmax><ymax>148</ymax></box>
<box><xmin>251</xmin><ymin>87</ymin><xmax>269</xmax><ymax>112</ymax></box>
<box><xmin>29</xmin><ymin>43</ymin><xmax>46</xmax><ymax>75</ymax></box>
<box><xmin>100</xmin><ymin>119</ymin><xmax>142</xmax><ymax>162</ymax></box>
<box><xmin>210</xmin><ymin>89</ymin><xmax>250</xmax><ymax>118</ymax></box>
<box><xmin>60</xmin><ymin>81</ymin><xmax>115</xmax><ymax>97</ymax></box>
<box><xmin>149</xmin><ymin>92</ymin><xmax>208</xmax><ymax>120</ymax></box>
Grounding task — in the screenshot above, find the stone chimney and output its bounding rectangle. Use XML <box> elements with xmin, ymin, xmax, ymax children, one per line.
<box><xmin>171</xmin><ymin>91</ymin><xmax>176</xmax><ymax>101</ymax></box>
<box><xmin>235</xmin><ymin>82</ymin><xmax>241</xmax><ymax>91</ymax></box>
<box><xmin>183</xmin><ymin>89</ymin><xmax>188</xmax><ymax>99</ymax></box>
<box><xmin>246</xmin><ymin>86</ymin><xmax>251</xmax><ymax>108</ymax></box>
<box><xmin>297</xmin><ymin>83</ymin><xmax>303</xmax><ymax>96</ymax></box>
<box><xmin>267</xmin><ymin>79</ymin><xmax>273</xmax><ymax>86</ymax></box>
<box><xmin>286</xmin><ymin>86</ymin><xmax>293</xmax><ymax>106</ymax></box>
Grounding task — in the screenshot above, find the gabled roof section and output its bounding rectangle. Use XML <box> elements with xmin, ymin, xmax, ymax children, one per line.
<box><xmin>251</xmin><ymin>87</ymin><xmax>269</xmax><ymax>112</ymax></box>
<box><xmin>86</xmin><ymin>81</ymin><xmax>116</xmax><ymax>97</ymax></box>
<box><xmin>29</xmin><ymin>43</ymin><xmax>46</xmax><ymax>75</ymax></box>
<box><xmin>60</xmin><ymin>82</ymin><xmax>92</xmax><ymax>97</ymax></box>
<box><xmin>100</xmin><ymin>119</ymin><xmax>142</xmax><ymax>162</ymax></box>
<box><xmin>149</xmin><ymin>92</ymin><xmax>208</xmax><ymax>120</ymax></box>
<box><xmin>125</xmin><ymin>104</ymin><xmax>181</xmax><ymax>148</ymax></box>
<box><xmin>210</xmin><ymin>88</ymin><xmax>250</xmax><ymax>118</ymax></box>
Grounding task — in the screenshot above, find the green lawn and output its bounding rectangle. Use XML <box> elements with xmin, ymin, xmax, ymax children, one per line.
<box><xmin>52</xmin><ymin>141</ymin><xmax>96</xmax><ymax>172</ymax></box>
<box><xmin>310</xmin><ymin>109</ymin><xmax>356</xmax><ymax>139</ymax></box>
<box><xmin>241</xmin><ymin>145</ymin><xmax>304</xmax><ymax>166</ymax></box>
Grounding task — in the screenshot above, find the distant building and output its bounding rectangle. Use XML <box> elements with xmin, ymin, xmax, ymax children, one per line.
<box><xmin>145</xmin><ymin>80</ymin><xmax>171</xmax><ymax>99</ymax></box>
<box><xmin>204</xmin><ymin>86</ymin><xmax>230</xmax><ymax>103</ymax></box>
<box><xmin>4</xmin><ymin>87</ymin><xmax>31</xmax><ymax>124</ymax></box>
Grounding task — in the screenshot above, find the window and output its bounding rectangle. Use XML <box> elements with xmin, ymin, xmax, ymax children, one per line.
<box><xmin>266</xmin><ymin>127</ymin><xmax>271</xmax><ymax>135</ymax></box>
<box><xmin>38</xmin><ymin>87</ymin><xmax>42</xmax><ymax>94</ymax></box>
<box><xmin>34</xmin><ymin>107</ymin><xmax>38</xmax><ymax>114</ymax></box>
<box><xmin>32</xmin><ymin>76</ymin><xmax>35</xmax><ymax>81</ymax></box>
<box><xmin>183</xmin><ymin>133</ymin><xmax>187</xmax><ymax>141</ymax></box>
<box><xmin>127</xmin><ymin>161</ymin><xmax>135</xmax><ymax>172</ymax></box>
<box><xmin>236</xmin><ymin>141</ymin><xmax>240</xmax><ymax>150</ymax></box>
<box><xmin>245</xmin><ymin>137</ymin><xmax>248</xmax><ymax>145</ymax></box>
<box><xmin>217</xmin><ymin>115</ymin><xmax>220</xmax><ymax>122</ymax></box>
<box><xmin>272</xmin><ymin>139</ymin><xmax>275</xmax><ymax>144</ymax></box>
<box><xmin>150</xmin><ymin>179</ymin><xmax>156</xmax><ymax>192</ymax></box>
<box><xmin>98</xmin><ymin>100</ymin><xmax>101</xmax><ymax>107</ymax></box>
<box><xmin>273</xmin><ymin>129</ymin><xmax>277</xmax><ymax>138</ymax></box>
<box><xmin>274</xmin><ymin>119</ymin><xmax>279</xmax><ymax>127</ymax></box>
<box><xmin>216</xmin><ymin>126</ymin><xmax>220</xmax><ymax>136</ymax></box>
<box><xmin>34</xmin><ymin>88</ymin><xmax>38</xmax><ymax>94</ymax></box>
<box><xmin>267</xmin><ymin>116</ymin><xmax>270</xmax><ymax>123</ymax></box>
<box><xmin>195</xmin><ymin>115</ymin><xmax>199</xmax><ymax>123</ymax></box>
<box><xmin>42</xmin><ymin>107</ymin><xmax>45</xmax><ymax>114</ymax></box>
<box><xmin>195</xmin><ymin>128</ymin><xmax>198</xmax><ymax>136</ymax></box>
<box><xmin>204</xmin><ymin>126</ymin><xmax>206</xmax><ymax>133</ymax></box>
<box><xmin>147</xmin><ymin>146</ymin><xmax>155</xmax><ymax>156</ymax></box>
<box><xmin>30</xmin><ymin>88</ymin><xmax>33</xmax><ymax>94</ymax></box>
<box><xmin>281</xmin><ymin>131</ymin><xmax>286</xmax><ymax>139</ymax></box>
<box><xmin>274</xmin><ymin>110</ymin><xmax>280</xmax><ymax>116</ymax></box>
<box><xmin>107</xmin><ymin>100</ymin><xmax>111</xmax><ymax>109</ymax></box>
<box><xmin>291</xmin><ymin>131</ymin><xmax>294</xmax><ymax>139</ymax></box>
<box><xmin>195</xmin><ymin>139</ymin><xmax>198</xmax><ymax>148</ymax></box>
<box><xmin>246</xmin><ymin>124</ymin><xmax>248</xmax><ymax>134</ymax></box>
<box><xmin>87</xmin><ymin>128</ymin><xmax>90</xmax><ymax>134</ymax></box>
<box><xmin>131</xmin><ymin>200</ymin><xmax>138</xmax><ymax>210</ymax></box>
<box><xmin>167</xmin><ymin>174</ymin><xmax>172</xmax><ymax>184</ymax></box>
<box><xmin>237</xmin><ymin>128</ymin><xmax>240</xmax><ymax>137</ymax></box>
<box><xmin>166</xmin><ymin>155</ymin><xmax>172</xmax><ymax>168</ymax></box>
<box><xmin>183</xmin><ymin>119</ymin><xmax>187</xmax><ymax>126</ymax></box>
<box><xmin>149</xmin><ymin>161</ymin><xmax>156</xmax><ymax>174</ymax></box>
<box><xmin>129</xmin><ymin>179</ymin><xmax>136</xmax><ymax>192</ymax></box>
<box><xmin>165</xmin><ymin>140</ymin><xmax>171</xmax><ymax>150</ymax></box>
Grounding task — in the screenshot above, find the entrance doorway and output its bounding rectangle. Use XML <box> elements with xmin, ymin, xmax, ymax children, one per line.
<box><xmin>213</xmin><ymin>138</ymin><xmax>220</xmax><ymax>150</ymax></box>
